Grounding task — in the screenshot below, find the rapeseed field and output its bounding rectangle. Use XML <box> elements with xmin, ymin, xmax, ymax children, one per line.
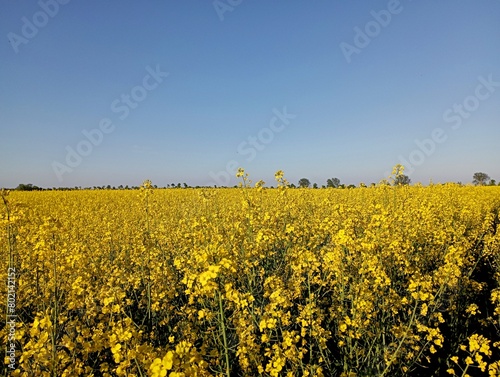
<box><xmin>1</xmin><ymin>170</ymin><xmax>499</xmax><ymax>376</ymax></box>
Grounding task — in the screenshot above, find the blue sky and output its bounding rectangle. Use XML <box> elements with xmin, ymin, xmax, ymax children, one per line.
<box><xmin>1</xmin><ymin>1</ymin><xmax>499</xmax><ymax>188</ymax></box>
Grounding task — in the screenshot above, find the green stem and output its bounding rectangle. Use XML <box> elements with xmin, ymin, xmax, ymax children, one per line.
<box><xmin>380</xmin><ymin>300</ymin><xmax>419</xmax><ymax>377</ymax></box>
<box><xmin>218</xmin><ymin>291</ymin><xmax>230</xmax><ymax>376</ymax></box>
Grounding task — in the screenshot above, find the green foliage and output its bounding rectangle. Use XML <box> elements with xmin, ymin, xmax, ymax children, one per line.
<box><xmin>327</xmin><ymin>178</ymin><xmax>341</xmax><ymax>188</ymax></box>
<box><xmin>298</xmin><ymin>178</ymin><xmax>311</xmax><ymax>188</ymax></box>
<box><xmin>473</xmin><ymin>172</ymin><xmax>490</xmax><ymax>186</ymax></box>
<box><xmin>15</xmin><ymin>183</ymin><xmax>40</xmax><ymax>191</ymax></box>
<box><xmin>393</xmin><ymin>174</ymin><xmax>411</xmax><ymax>186</ymax></box>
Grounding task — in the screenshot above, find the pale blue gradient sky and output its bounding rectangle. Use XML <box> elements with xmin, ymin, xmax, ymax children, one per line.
<box><xmin>1</xmin><ymin>1</ymin><xmax>499</xmax><ymax>188</ymax></box>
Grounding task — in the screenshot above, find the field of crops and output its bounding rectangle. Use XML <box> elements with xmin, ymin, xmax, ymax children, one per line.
<box><xmin>1</xmin><ymin>172</ymin><xmax>500</xmax><ymax>376</ymax></box>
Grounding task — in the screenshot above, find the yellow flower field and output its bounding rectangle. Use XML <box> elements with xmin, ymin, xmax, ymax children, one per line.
<box><xmin>1</xmin><ymin>172</ymin><xmax>500</xmax><ymax>376</ymax></box>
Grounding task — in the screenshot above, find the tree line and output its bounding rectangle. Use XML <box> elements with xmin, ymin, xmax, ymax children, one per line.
<box><xmin>10</xmin><ymin>172</ymin><xmax>498</xmax><ymax>191</ymax></box>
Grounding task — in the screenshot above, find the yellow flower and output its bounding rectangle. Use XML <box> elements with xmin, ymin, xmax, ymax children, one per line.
<box><xmin>466</xmin><ymin>303</ymin><xmax>479</xmax><ymax>316</ymax></box>
<box><xmin>161</xmin><ymin>351</ymin><xmax>174</xmax><ymax>370</ymax></box>
<box><xmin>236</xmin><ymin>168</ymin><xmax>245</xmax><ymax>178</ymax></box>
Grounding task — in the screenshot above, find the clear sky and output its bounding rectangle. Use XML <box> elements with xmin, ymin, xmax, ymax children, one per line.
<box><xmin>1</xmin><ymin>1</ymin><xmax>499</xmax><ymax>188</ymax></box>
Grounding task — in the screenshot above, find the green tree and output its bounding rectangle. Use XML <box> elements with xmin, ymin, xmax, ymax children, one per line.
<box><xmin>472</xmin><ymin>172</ymin><xmax>490</xmax><ymax>186</ymax></box>
<box><xmin>15</xmin><ymin>183</ymin><xmax>40</xmax><ymax>191</ymax></box>
<box><xmin>298</xmin><ymin>178</ymin><xmax>311</xmax><ymax>188</ymax></box>
<box><xmin>393</xmin><ymin>175</ymin><xmax>411</xmax><ymax>186</ymax></box>
<box><xmin>327</xmin><ymin>178</ymin><xmax>341</xmax><ymax>188</ymax></box>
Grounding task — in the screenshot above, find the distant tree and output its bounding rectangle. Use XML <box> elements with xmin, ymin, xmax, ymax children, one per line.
<box><xmin>489</xmin><ymin>179</ymin><xmax>496</xmax><ymax>186</ymax></box>
<box><xmin>473</xmin><ymin>172</ymin><xmax>490</xmax><ymax>186</ymax></box>
<box><xmin>16</xmin><ymin>183</ymin><xmax>40</xmax><ymax>191</ymax></box>
<box><xmin>289</xmin><ymin>183</ymin><xmax>296</xmax><ymax>188</ymax></box>
<box><xmin>393</xmin><ymin>175</ymin><xmax>411</xmax><ymax>186</ymax></box>
<box><xmin>390</xmin><ymin>164</ymin><xmax>411</xmax><ymax>186</ymax></box>
<box><xmin>106</xmin><ymin>185</ymin><xmax>111</xmax><ymax>190</ymax></box>
<box><xmin>313</xmin><ymin>183</ymin><xmax>318</xmax><ymax>189</ymax></box>
<box><xmin>326</xmin><ymin>178</ymin><xmax>341</xmax><ymax>188</ymax></box>
<box><xmin>298</xmin><ymin>178</ymin><xmax>311</xmax><ymax>188</ymax></box>
<box><xmin>183</xmin><ymin>183</ymin><xmax>188</xmax><ymax>188</ymax></box>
